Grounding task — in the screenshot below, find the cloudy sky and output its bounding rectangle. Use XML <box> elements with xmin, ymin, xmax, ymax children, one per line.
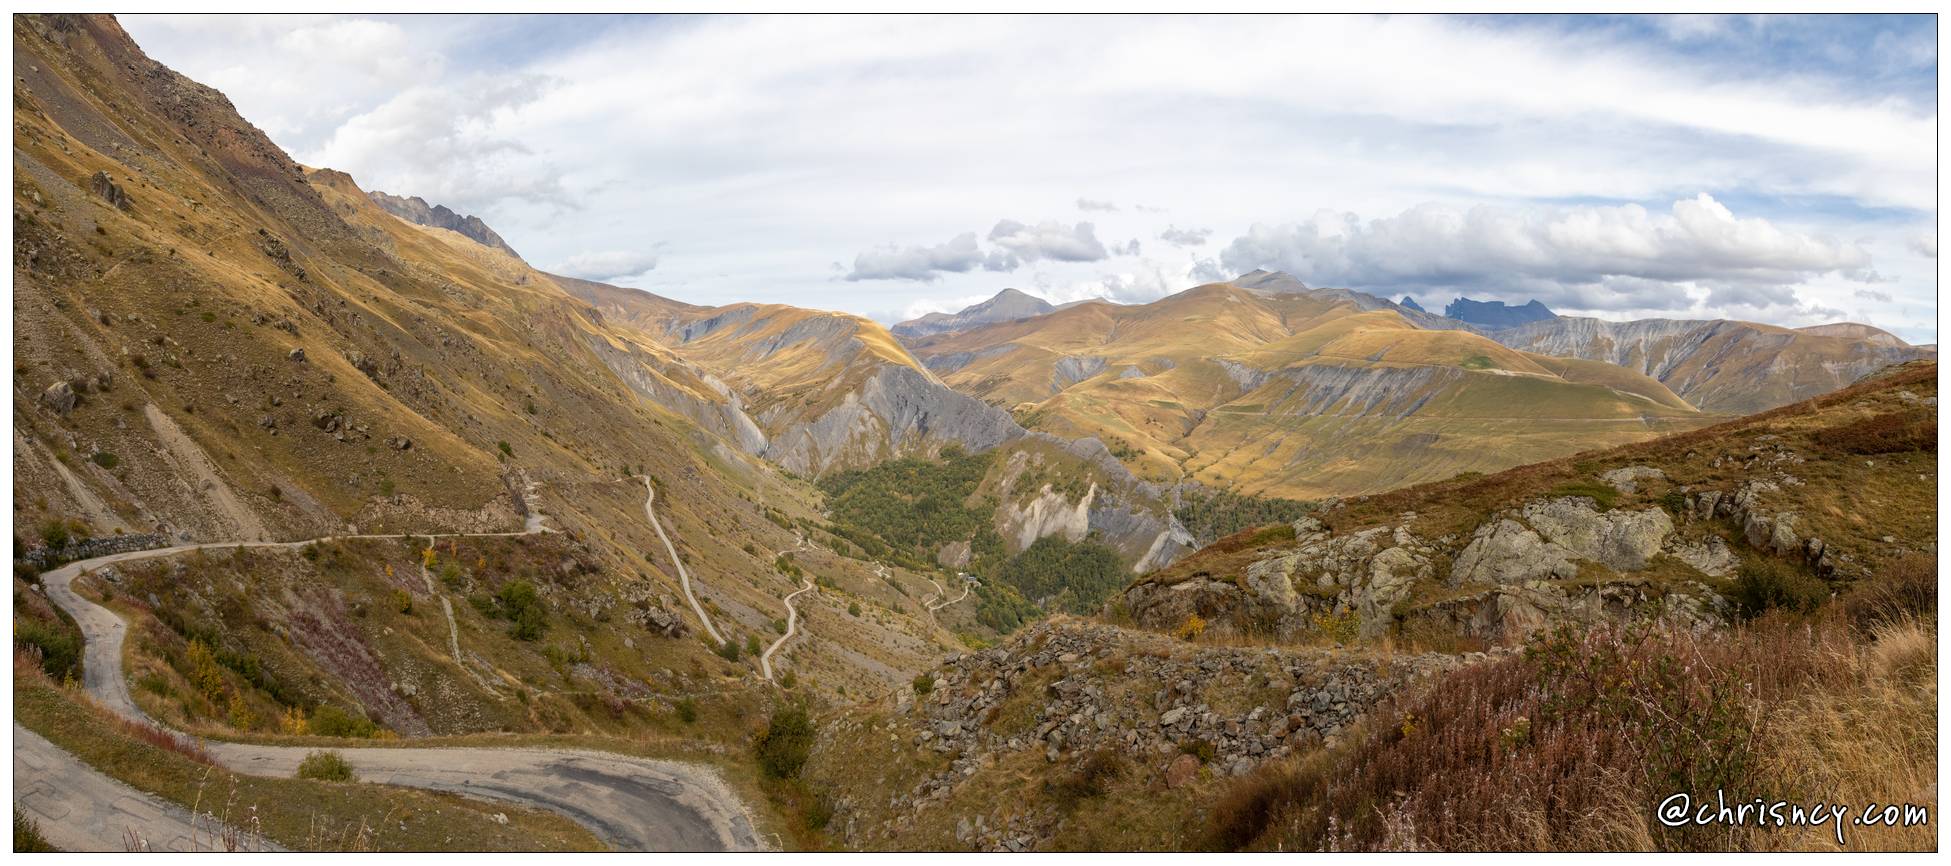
<box><xmin>123</xmin><ymin>14</ymin><xmax>1938</xmax><ymax>342</ymax></box>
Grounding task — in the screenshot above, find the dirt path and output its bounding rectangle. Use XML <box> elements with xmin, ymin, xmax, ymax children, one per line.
<box><xmin>632</xmin><ymin>475</ymin><xmax>724</xmax><ymax>646</ymax></box>
<box><xmin>760</xmin><ymin>579</ymin><xmax>814</xmax><ymax>682</ymax></box>
<box><xmin>926</xmin><ymin>576</ymin><xmax>975</xmax><ymax>612</ymax></box>
<box><xmin>30</xmin><ymin>510</ymin><xmax>763</xmax><ymax>851</ymax></box>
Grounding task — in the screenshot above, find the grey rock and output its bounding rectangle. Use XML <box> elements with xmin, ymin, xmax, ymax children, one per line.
<box><xmin>39</xmin><ymin>380</ymin><xmax>76</xmax><ymax>415</ymax></box>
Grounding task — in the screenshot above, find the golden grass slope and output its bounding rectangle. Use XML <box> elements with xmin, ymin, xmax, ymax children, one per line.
<box><xmin>12</xmin><ymin>13</ymin><xmax>967</xmax><ymax>729</ymax></box>
<box><xmin>905</xmin><ymin>278</ymin><xmax>1708</xmax><ymax>499</ymax></box>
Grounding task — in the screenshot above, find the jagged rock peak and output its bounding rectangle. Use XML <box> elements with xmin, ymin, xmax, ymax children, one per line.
<box><xmin>368</xmin><ymin>190</ymin><xmax>522</xmax><ymax>260</ymax></box>
<box><xmin>1443</xmin><ymin>297</ymin><xmax>1556</xmax><ymax>328</ymax></box>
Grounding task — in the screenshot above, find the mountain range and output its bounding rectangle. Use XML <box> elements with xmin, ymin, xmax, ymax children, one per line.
<box><xmin>9</xmin><ymin>14</ymin><xmax>1935</xmax><ymax>854</ymax></box>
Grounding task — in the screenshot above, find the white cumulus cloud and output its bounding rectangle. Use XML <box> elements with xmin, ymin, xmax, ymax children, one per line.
<box><xmin>1218</xmin><ymin>194</ymin><xmax>1873</xmax><ymax>311</ymax></box>
<box><xmin>553</xmin><ymin>249</ymin><xmax>660</xmax><ymax>282</ymax></box>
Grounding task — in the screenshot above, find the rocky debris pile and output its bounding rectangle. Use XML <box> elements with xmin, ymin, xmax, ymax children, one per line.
<box><xmin>844</xmin><ymin>619</ymin><xmax>1470</xmax><ymax>850</ymax></box>
<box><xmin>19</xmin><ymin>531</ymin><xmax>171</xmax><ymax>569</ymax></box>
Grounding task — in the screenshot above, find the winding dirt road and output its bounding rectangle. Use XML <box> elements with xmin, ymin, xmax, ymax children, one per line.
<box><xmin>24</xmin><ymin>489</ymin><xmax>763</xmax><ymax>852</ymax></box>
<box><xmin>759</xmin><ymin>579</ymin><xmax>813</xmax><ymax>682</ymax></box>
<box><xmin>634</xmin><ymin>475</ymin><xmax>723</xmax><ymax>646</ymax></box>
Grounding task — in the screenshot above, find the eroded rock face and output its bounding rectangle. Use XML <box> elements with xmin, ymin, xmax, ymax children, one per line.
<box><xmin>999</xmin><ymin>483</ymin><xmax>1095</xmax><ymax>551</ymax></box>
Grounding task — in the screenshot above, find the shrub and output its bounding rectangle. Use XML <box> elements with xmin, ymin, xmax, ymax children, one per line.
<box><xmin>494</xmin><ymin>579</ymin><xmax>547</xmax><ymax>640</ymax></box>
<box><xmin>296</xmin><ymin>750</ymin><xmax>357</xmax><ymax>782</ymax></box>
<box><xmin>1045</xmin><ymin>749</ymin><xmax>1125</xmax><ymax>804</ymax></box>
<box><xmin>1814</xmin><ymin>409</ymin><xmax>1935</xmax><ymax>455</ymax></box>
<box><xmin>36</xmin><ymin>519</ymin><xmax>73</xmax><ymax>550</ymax></box>
<box><xmin>14</xmin><ymin>619</ymin><xmax>80</xmax><ymax>681</ymax></box>
<box><xmin>183</xmin><ymin>638</ymin><xmax>227</xmax><ymax>702</ymax></box>
<box><xmin>307</xmin><ymin>705</ymin><xmax>378</xmax><ymax>739</ymax></box>
<box><xmin>1310</xmin><ymin>610</ymin><xmax>1359</xmax><ymax>644</ymax></box>
<box><xmin>390</xmin><ymin>588</ymin><xmax>413</xmax><ymax>615</ymax></box>
<box><xmin>716</xmin><ymin>640</ymin><xmax>742</xmax><ymax>662</ymax></box>
<box><xmin>1176</xmin><ymin>614</ymin><xmax>1207</xmax><ymax>641</ymax></box>
<box><xmin>911</xmin><ymin>672</ymin><xmax>935</xmax><ymax>695</ymax></box>
<box><xmin>14</xmin><ymin>812</ymin><xmax>55</xmax><ymax>852</ymax></box>
<box><xmin>89</xmin><ymin>451</ymin><xmax>118</xmax><ymax>469</ymax></box>
<box><xmin>497</xmin><ymin>440</ymin><xmax>513</xmax><ymax>457</ymax></box>
<box><xmin>1179</xmin><ymin>738</ymin><xmax>1217</xmax><ymax>763</ymax></box>
<box><xmin>1838</xmin><ymin>554</ymin><xmax>1935</xmax><ymax>631</ymax></box>
<box><xmin>674</xmin><ymin>698</ymin><xmax>698</xmax><ymax>724</ymax></box>
<box><xmin>1729</xmin><ymin>559</ymin><xmax>1829</xmax><ymax>618</ymax></box>
<box><xmin>755</xmin><ymin>706</ymin><xmax>815</xmax><ymax>779</ymax></box>
<box><xmin>847</xmin><ymin>602</ymin><xmax>861</xmax><ymax>617</ymax></box>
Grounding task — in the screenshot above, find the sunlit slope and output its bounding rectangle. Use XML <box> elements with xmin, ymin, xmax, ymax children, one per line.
<box><xmin>905</xmin><ymin>277</ymin><xmax>1714</xmax><ymax>498</ymax></box>
<box><xmin>1495</xmin><ymin>316</ymin><xmax>1933</xmax><ymax>414</ymax></box>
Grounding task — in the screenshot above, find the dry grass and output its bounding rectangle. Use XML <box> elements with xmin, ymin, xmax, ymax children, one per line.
<box><xmin>1206</xmin><ymin>563</ymin><xmax>1938</xmax><ymax>852</ymax></box>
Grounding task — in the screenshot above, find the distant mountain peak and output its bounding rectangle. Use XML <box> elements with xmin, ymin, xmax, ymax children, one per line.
<box><xmin>1231</xmin><ymin>269</ymin><xmax>1311</xmax><ymax>294</ymax></box>
<box><xmin>368</xmin><ymin>190</ymin><xmax>522</xmax><ymax>261</ymax></box>
<box><xmin>1399</xmin><ymin>296</ymin><xmax>1425</xmax><ymax>313</ymax></box>
<box><xmin>892</xmin><ymin>288</ymin><xmax>1057</xmax><ymax>340</ymax></box>
<box><xmin>1444</xmin><ymin>296</ymin><xmax>1556</xmax><ymax>328</ymax></box>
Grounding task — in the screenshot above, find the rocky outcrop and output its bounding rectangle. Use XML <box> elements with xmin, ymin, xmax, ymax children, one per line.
<box><xmin>39</xmin><ymin>380</ymin><xmax>77</xmax><ymax>415</ymax></box>
<box><xmin>1126</xmin><ymin>514</ymin><xmax>1436</xmax><ymax>640</ymax></box>
<box><xmin>88</xmin><ymin>170</ymin><xmax>130</xmax><ymax>210</ymax></box>
<box><xmin>1406</xmin><ymin>577</ymin><xmax>1727</xmax><ymax>646</ymax></box>
<box><xmin>367</xmin><ymin>190</ymin><xmax>522</xmax><ymax>260</ymax></box>
<box><xmin>1601</xmin><ymin>465</ymin><xmax>1666</xmax><ymax>494</ymax></box>
<box><xmin>1129</xmin><ymin>491</ymin><xmax>1734</xmax><ymax>646</ymax></box>
<box><xmin>1516</xmin><ymin>497</ymin><xmax>1672</xmax><ymax>572</ymax></box>
<box><xmin>762</xmin><ymin>365</ymin><xmax>1025</xmax><ymax>476</ymax></box>
<box><xmin>1687</xmin><ymin>475</ymin><xmax>1848</xmax><ymax>576</ymax></box>
<box><xmin>825</xmin><ymin>620</ymin><xmax>1473</xmax><ymax>851</ymax></box>
<box><xmin>999</xmin><ymin>483</ymin><xmax>1094</xmax><ymax>551</ymax></box>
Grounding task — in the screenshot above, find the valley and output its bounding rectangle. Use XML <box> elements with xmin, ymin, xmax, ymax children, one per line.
<box><xmin>9</xmin><ymin>12</ymin><xmax>1937</xmax><ymax>855</ymax></box>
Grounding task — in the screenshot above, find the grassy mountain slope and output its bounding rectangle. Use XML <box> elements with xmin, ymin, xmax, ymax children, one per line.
<box><xmin>802</xmin><ymin>360</ymin><xmax>1935</xmax><ymax>852</ymax></box>
<box><xmin>12</xmin><ymin>12</ymin><xmax>968</xmax><ymax>767</ymax></box>
<box><xmin>1492</xmin><ymin>315</ymin><xmax>1934</xmax><ymax>414</ymax></box>
<box><xmin>905</xmin><ymin>277</ymin><xmax>1710</xmax><ymax>498</ymax></box>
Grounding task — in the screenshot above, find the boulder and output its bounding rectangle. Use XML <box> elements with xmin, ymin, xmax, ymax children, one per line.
<box><xmin>1449</xmin><ymin>519</ymin><xmax>1578</xmax><ymax>586</ymax></box>
<box><xmin>1600</xmin><ymin>465</ymin><xmax>1667</xmax><ymax>494</ymax></box>
<box><xmin>1164</xmin><ymin>753</ymin><xmax>1201</xmax><ymax>788</ymax></box>
<box><xmin>39</xmin><ymin>380</ymin><xmax>76</xmax><ymax>415</ymax></box>
<box><xmin>1668</xmin><ymin>535</ymin><xmax>1736</xmax><ymax>577</ymax></box>
<box><xmin>1520</xmin><ymin>497</ymin><xmax>1672</xmax><ymax>571</ymax></box>
<box><xmin>89</xmin><ymin>170</ymin><xmax>131</xmax><ymax>210</ymax></box>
